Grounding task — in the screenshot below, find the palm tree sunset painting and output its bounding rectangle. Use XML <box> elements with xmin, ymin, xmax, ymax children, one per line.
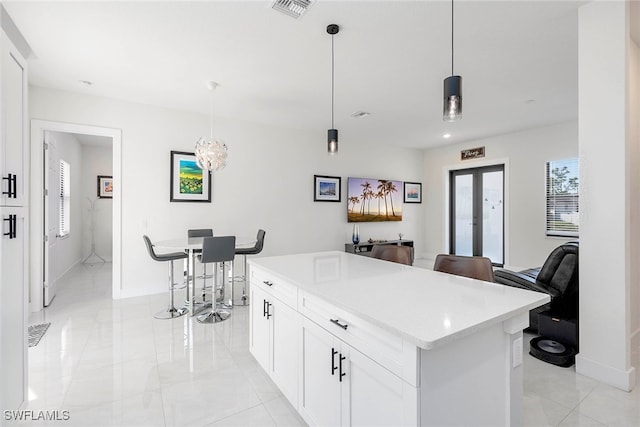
<box><xmin>347</xmin><ymin>177</ymin><xmax>403</xmax><ymax>222</ymax></box>
<box><xmin>179</xmin><ymin>159</ymin><xmax>204</xmax><ymax>195</ymax></box>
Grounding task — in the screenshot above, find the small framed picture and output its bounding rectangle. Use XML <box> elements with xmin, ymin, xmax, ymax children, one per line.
<box><xmin>97</xmin><ymin>175</ymin><xmax>113</xmax><ymax>199</ymax></box>
<box><xmin>403</xmin><ymin>182</ymin><xmax>422</xmax><ymax>203</ymax></box>
<box><xmin>314</xmin><ymin>175</ymin><xmax>341</xmax><ymax>202</ymax></box>
<box><xmin>170</xmin><ymin>151</ymin><xmax>211</xmax><ymax>203</ymax></box>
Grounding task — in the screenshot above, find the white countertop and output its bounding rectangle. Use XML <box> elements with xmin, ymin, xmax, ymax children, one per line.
<box><xmin>249</xmin><ymin>251</ymin><xmax>550</xmax><ymax>350</ymax></box>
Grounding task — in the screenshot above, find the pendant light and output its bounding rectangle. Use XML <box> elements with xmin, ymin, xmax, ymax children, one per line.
<box><xmin>443</xmin><ymin>0</ymin><xmax>462</xmax><ymax>122</ymax></box>
<box><xmin>195</xmin><ymin>81</ymin><xmax>228</xmax><ymax>173</ymax></box>
<box><xmin>327</xmin><ymin>24</ymin><xmax>339</xmax><ymax>155</ymax></box>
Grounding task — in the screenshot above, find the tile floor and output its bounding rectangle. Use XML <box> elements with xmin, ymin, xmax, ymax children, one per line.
<box><xmin>23</xmin><ymin>262</ymin><xmax>640</xmax><ymax>426</ymax></box>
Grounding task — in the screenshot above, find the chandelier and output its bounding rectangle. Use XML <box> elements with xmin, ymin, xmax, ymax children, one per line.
<box><xmin>195</xmin><ymin>81</ymin><xmax>228</xmax><ymax>173</ymax></box>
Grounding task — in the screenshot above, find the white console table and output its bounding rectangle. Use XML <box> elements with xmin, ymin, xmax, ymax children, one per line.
<box><xmin>248</xmin><ymin>251</ymin><xmax>549</xmax><ymax>426</ymax></box>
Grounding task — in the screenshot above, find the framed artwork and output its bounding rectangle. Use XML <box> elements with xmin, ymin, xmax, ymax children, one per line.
<box><xmin>314</xmin><ymin>175</ymin><xmax>341</xmax><ymax>202</ymax></box>
<box><xmin>403</xmin><ymin>182</ymin><xmax>422</xmax><ymax>203</ymax></box>
<box><xmin>170</xmin><ymin>151</ymin><xmax>211</xmax><ymax>202</ymax></box>
<box><xmin>97</xmin><ymin>175</ymin><xmax>113</xmax><ymax>199</ymax></box>
<box><xmin>347</xmin><ymin>177</ymin><xmax>403</xmax><ymax>222</ymax></box>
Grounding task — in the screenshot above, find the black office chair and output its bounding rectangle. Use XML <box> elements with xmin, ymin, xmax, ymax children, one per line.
<box><xmin>188</xmin><ymin>228</ymin><xmax>213</xmax><ymax>303</ymax></box>
<box><xmin>495</xmin><ymin>242</ymin><xmax>579</xmax><ymax>332</ymax></box>
<box><xmin>197</xmin><ymin>236</ymin><xmax>236</xmax><ymax>323</ymax></box>
<box><xmin>142</xmin><ymin>235</ymin><xmax>188</xmax><ymax>319</ymax></box>
<box><xmin>433</xmin><ymin>254</ymin><xmax>495</xmax><ymax>282</ymax></box>
<box><xmin>234</xmin><ymin>229</ymin><xmax>266</xmax><ymax>305</ymax></box>
<box><xmin>370</xmin><ymin>245</ymin><xmax>413</xmax><ymax>266</ymax></box>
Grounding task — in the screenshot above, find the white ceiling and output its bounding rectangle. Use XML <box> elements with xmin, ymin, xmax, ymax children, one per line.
<box><xmin>5</xmin><ymin>0</ymin><xmax>585</xmax><ymax>149</ymax></box>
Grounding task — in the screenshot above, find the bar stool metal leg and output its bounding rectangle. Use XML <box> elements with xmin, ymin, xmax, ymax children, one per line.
<box><xmin>197</xmin><ymin>261</ymin><xmax>231</xmax><ymax>323</ymax></box>
<box><xmin>155</xmin><ymin>260</ymin><xmax>188</xmax><ymax>319</ymax></box>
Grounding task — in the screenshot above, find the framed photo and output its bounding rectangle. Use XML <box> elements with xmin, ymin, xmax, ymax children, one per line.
<box><xmin>97</xmin><ymin>175</ymin><xmax>113</xmax><ymax>198</ymax></box>
<box><xmin>403</xmin><ymin>182</ymin><xmax>422</xmax><ymax>203</ymax></box>
<box><xmin>314</xmin><ymin>175</ymin><xmax>341</xmax><ymax>202</ymax></box>
<box><xmin>170</xmin><ymin>151</ymin><xmax>211</xmax><ymax>202</ymax></box>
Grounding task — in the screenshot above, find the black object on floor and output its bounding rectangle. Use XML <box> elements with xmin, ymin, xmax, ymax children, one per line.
<box><xmin>530</xmin><ymin>336</ymin><xmax>576</xmax><ymax>367</ymax></box>
<box><xmin>28</xmin><ymin>322</ymin><xmax>51</xmax><ymax>347</ymax></box>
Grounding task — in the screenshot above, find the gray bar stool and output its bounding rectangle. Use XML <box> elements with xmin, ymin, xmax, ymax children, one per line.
<box><xmin>187</xmin><ymin>228</ymin><xmax>213</xmax><ymax>306</ymax></box>
<box><xmin>197</xmin><ymin>236</ymin><xmax>236</xmax><ymax>324</ymax></box>
<box><xmin>143</xmin><ymin>235</ymin><xmax>189</xmax><ymax>319</ymax></box>
<box><xmin>234</xmin><ymin>229</ymin><xmax>266</xmax><ymax>306</ymax></box>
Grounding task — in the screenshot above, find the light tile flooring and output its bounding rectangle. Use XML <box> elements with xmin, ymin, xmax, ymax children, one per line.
<box><xmin>23</xmin><ymin>262</ymin><xmax>640</xmax><ymax>426</ymax></box>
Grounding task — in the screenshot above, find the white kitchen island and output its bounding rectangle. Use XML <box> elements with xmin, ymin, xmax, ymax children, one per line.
<box><xmin>248</xmin><ymin>251</ymin><xmax>550</xmax><ymax>426</ymax></box>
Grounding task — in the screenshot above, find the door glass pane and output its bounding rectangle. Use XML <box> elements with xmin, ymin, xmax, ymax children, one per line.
<box><xmin>454</xmin><ymin>174</ymin><xmax>473</xmax><ymax>256</ymax></box>
<box><xmin>482</xmin><ymin>171</ymin><xmax>504</xmax><ymax>264</ymax></box>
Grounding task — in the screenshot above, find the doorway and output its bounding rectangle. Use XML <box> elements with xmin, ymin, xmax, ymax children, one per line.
<box><xmin>30</xmin><ymin>120</ymin><xmax>122</xmax><ymax>312</ymax></box>
<box><xmin>449</xmin><ymin>164</ymin><xmax>505</xmax><ymax>266</ymax></box>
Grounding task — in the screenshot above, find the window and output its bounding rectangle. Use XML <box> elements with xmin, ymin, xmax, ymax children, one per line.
<box><xmin>546</xmin><ymin>158</ymin><xmax>579</xmax><ymax>237</ymax></box>
<box><xmin>59</xmin><ymin>160</ymin><xmax>70</xmax><ymax>237</ymax></box>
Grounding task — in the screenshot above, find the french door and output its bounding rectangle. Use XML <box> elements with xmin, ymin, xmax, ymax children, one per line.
<box><xmin>450</xmin><ymin>164</ymin><xmax>504</xmax><ymax>266</ymax></box>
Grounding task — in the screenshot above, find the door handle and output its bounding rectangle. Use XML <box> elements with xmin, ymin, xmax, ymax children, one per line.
<box><xmin>330</xmin><ymin>319</ymin><xmax>348</xmax><ymax>330</ymax></box>
<box><xmin>331</xmin><ymin>348</ymin><xmax>338</xmax><ymax>376</ymax></box>
<box><xmin>263</xmin><ymin>299</ymin><xmax>267</xmax><ymax>317</ymax></box>
<box><xmin>266</xmin><ymin>302</ymin><xmax>272</xmax><ymax>319</ymax></box>
<box><xmin>2</xmin><ymin>174</ymin><xmax>16</xmax><ymax>198</ymax></box>
<box><xmin>3</xmin><ymin>215</ymin><xmax>16</xmax><ymax>239</ymax></box>
<box><xmin>339</xmin><ymin>353</ymin><xmax>346</xmax><ymax>382</ymax></box>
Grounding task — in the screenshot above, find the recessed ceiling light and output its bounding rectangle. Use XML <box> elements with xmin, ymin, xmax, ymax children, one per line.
<box><xmin>79</xmin><ymin>80</ymin><xmax>93</xmax><ymax>86</ymax></box>
<box><xmin>443</xmin><ymin>133</ymin><xmax>452</xmax><ymax>139</ymax></box>
<box><xmin>351</xmin><ymin>111</ymin><xmax>371</xmax><ymax>118</ymax></box>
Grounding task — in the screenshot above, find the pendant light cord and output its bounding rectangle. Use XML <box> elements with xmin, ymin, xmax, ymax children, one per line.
<box><xmin>331</xmin><ymin>33</ymin><xmax>335</xmax><ymax>129</ymax></box>
<box><xmin>209</xmin><ymin>90</ymin><xmax>214</xmax><ymax>138</ymax></box>
<box><xmin>451</xmin><ymin>0</ymin><xmax>454</xmax><ymax>76</ymax></box>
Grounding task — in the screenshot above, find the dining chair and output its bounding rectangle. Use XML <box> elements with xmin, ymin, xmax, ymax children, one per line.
<box><xmin>432</xmin><ymin>254</ymin><xmax>495</xmax><ymax>282</ymax></box>
<box><xmin>188</xmin><ymin>228</ymin><xmax>213</xmax><ymax>304</ymax></box>
<box><xmin>142</xmin><ymin>235</ymin><xmax>189</xmax><ymax>319</ymax></box>
<box><xmin>197</xmin><ymin>236</ymin><xmax>236</xmax><ymax>323</ymax></box>
<box><xmin>370</xmin><ymin>244</ymin><xmax>413</xmax><ymax>266</ymax></box>
<box><xmin>234</xmin><ymin>229</ymin><xmax>266</xmax><ymax>306</ymax></box>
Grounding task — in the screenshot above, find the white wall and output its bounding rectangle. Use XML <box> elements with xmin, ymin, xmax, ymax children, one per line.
<box><xmin>629</xmin><ymin>34</ymin><xmax>640</xmax><ymax>375</ymax></box>
<box><xmin>576</xmin><ymin>0</ymin><xmax>636</xmax><ymax>391</ymax></box>
<box><xmin>80</xmin><ymin>145</ymin><xmax>113</xmax><ymax>261</ymax></box>
<box><xmin>46</xmin><ymin>131</ymin><xmax>82</xmax><ymax>279</ymax></box>
<box><xmin>422</xmin><ymin>121</ymin><xmax>578</xmax><ymax>269</ymax></box>
<box><xmin>29</xmin><ymin>86</ymin><xmax>424</xmax><ymax>297</ymax></box>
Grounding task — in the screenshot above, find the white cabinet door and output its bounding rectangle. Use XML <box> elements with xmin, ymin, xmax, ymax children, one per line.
<box><xmin>0</xmin><ymin>206</ymin><xmax>27</xmax><ymax>411</ymax></box>
<box><xmin>0</xmin><ymin>32</ymin><xmax>27</xmax><ymax>207</ymax></box>
<box><xmin>249</xmin><ymin>285</ymin><xmax>270</xmax><ymax>371</ymax></box>
<box><xmin>345</xmin><ymin>345</ymin><xmax>417</xmax><ymax>427</ymax></box>
<box><xmin>300</xmin><ymin>318</ymin><xmax>342</xmax><ymax>427</ymax></box>
<box><xmin>270</xmin><ymin>296</ymin><xmax>299</xmax><ymax>407</ymax></box>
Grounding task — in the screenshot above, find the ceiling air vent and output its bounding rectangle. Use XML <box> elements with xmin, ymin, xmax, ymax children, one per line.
<box><xmin>272</xmin><ymin>0</ymin><xmax>312</xmax><ymax>19</ymax></box>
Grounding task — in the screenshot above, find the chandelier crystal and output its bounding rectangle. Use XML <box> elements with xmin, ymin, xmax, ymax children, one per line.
<box><xmin>195</xmin><ymin>81</ymin><xmax>228</xmax><ymax>173</ymax></box>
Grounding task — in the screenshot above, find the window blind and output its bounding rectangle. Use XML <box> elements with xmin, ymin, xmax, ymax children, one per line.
<box><xmin>545</xmin><ymin>158</ymin><xmax>579</xmax><ymax>237</ymax></box>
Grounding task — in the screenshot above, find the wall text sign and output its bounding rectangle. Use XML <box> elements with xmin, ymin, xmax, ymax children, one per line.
<box><xmin>461</xmin><ymin>146</ymin><xmax>485</xmax><ymax>160</ymax></box>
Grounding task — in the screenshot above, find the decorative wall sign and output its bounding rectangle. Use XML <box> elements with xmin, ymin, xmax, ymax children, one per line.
<box><xmin>403</xmin><ymin>182</ymin><xmax>422</xmax><ymax>203</ymax></box>
<box><xmin>170</xmin><ymin>150</ymin><xmax>211</xmax><ymax>202</ymax></box>
<box><xmin>461</xmin><ymin>146</ymin><xmax>485</xmax><ymax>161</ymax></box>
<box><xmin>314</xmin><ymin>175</ymin><xmax>341</xmax><ymax>202</ymax></box>
<box><xmin>97</xmin><ymin>175</ymin><xmax>113</xmax><ymax>198</ymax></box>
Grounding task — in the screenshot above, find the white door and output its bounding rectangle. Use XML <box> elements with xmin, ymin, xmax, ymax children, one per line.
<box><xmin>299</xmin><ymin>318</ymin><xmax>342</xmax><ymax>426</ymax></box>
<box><xmin>43</xmin><ymin>134</ymin><xmax>58</xmax><ymax>306</ymax></box>
<box><xmin>346</xmin><ymin>345</ymin><xmax>416</xmax><ymax>426</ymax></box>
<box><xmin>249</xmin><ymin>285</ymin><xmax>270</xmax><ymax>371</ymax></box>
<box><xmin>270</xmin><ymin>298</ymin><xmax>299</xmax><ymax>407</ymax></box>
<box><xmin>0</xmin><ymin>206</ymin><xmax>27</xmax><ymax>411</ymax></box>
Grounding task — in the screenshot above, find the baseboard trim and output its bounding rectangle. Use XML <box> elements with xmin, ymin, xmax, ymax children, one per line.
<box><xmin>575</xmin><ymin>354</ymin><xmax>637</xmax><ymax>391</ymax></box>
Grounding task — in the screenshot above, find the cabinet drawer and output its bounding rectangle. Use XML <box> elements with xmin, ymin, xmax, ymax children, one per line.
<box><xmin>299</xmin><ymin>291</ymin><xmax>418</xmax><ymax>386</ymax></box>
<box><xmin>250</xmin><ymin>265</ymin><xmax>298</xmax><ymax>309</ymax></box>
